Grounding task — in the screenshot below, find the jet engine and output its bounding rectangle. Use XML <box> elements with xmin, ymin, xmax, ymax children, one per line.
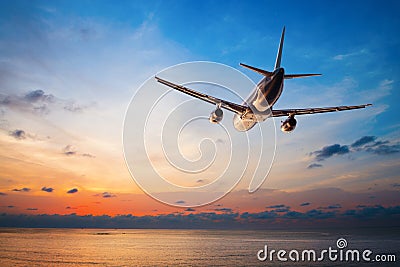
<box><xmin>280</xmin><ymin>115</ymin><xmax>297</xmax><ymax>132</ymax></box>
<box><xmin>209</xmin><ymin>107</ymin><xmax>223</xmax><ymax>123</ymax></box>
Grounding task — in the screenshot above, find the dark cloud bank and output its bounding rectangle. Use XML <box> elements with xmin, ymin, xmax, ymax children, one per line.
<box><xmin>1</xmin><ymin>205</ymin><xmax>399</xmax><ymax>229</ymax></box>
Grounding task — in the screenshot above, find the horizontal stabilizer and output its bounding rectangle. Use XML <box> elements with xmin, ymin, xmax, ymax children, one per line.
<box><xmin>284</xmin><ymin>73</ymin><xmax>322</xmax><ymax>79</ymax></box>
<box><xmin>240</xmin><ymin>63</ymin><xmax>273</xmax><ymax>77</ymax></box>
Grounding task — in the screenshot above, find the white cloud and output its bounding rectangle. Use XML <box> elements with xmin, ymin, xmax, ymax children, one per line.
<box><xmin>333</xmin><ymin>48</ymin><xmax>368</xmax><ymax>61</ymax></box>
<box><xmin>358</xmin><ymin>79</ymin><xmax>393</xmax><ymax>103</ymax></box>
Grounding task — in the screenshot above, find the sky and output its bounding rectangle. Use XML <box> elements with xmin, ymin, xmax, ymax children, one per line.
<box><xmin>0</xmin><ymin>0</ymin><xmax>399</xmax><ymax>228</ymax></box>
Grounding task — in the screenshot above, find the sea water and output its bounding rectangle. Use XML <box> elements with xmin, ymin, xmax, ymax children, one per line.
<box><xmin>0</xmin><ymin>228</ymin><xmax>399</xmax><ymax>266</ymax></box>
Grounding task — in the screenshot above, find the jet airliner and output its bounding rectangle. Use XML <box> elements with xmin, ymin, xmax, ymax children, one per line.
<box><xmin>155</xmin><ymin>27</ymin><xmax>371</xmax><ymax>132</ymax></box>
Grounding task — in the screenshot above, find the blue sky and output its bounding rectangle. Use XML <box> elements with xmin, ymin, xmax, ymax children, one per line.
<box><xmin>0</xmin><ymin>0</ymin><xmax>399</xmax><ymax>226</ymax></box>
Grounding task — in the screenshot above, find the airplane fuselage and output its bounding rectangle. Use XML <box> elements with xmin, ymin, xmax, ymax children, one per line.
<box><xmin>233</xmin><ymin>68</ymin><xmax>284</xmax><ymax>131</ymax></box>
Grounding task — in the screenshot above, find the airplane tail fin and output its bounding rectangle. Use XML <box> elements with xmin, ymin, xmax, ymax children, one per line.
<box><xmin>241</xmin><ymin>27</ymin><xmax>321</xmax><ymax>79</ymax></box>
<box><xmin>274</xmin><ymin>26</ymin><xmax>285</xmax><ymax>70</ymax></box>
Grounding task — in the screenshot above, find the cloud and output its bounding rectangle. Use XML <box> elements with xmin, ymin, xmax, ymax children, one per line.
<box><xmin>266</xmin><ymin>204</ymin><xmax>285</xmax><ymax>209</ymax></box>
<box><xmin>0</xmin><ymin>90</ymin><xmax>54</xmax><ymax>115</ymax></box>
<box><xmin>24</xmin><ymin>90</ymin><xmax>54</xmax><ymax>103</ymax></box>
<box><xmin>0</xmin><ymin>205</ymin><xmax>399</xmax><ymax>229</ymax></box>
<box><xmin>311</xmin><ymin>144</ymin><xmax>350</xmax><ymax>161</ymax></box>
<box><xmin>185</xmin><ymin>208</ymin><xmax>195</xmax><ymax>212</ymax></box>
<box><xmin>8</xmin><ymin>129</ymin><xmax>38</xmax><ymax>141</ymax></box>
<box><xmin>175</xmin><ymin>200</ymin><xmax>185</xmax><ymax>204</ymax></box>
<box><xmin>391</xmin><ymin>183</ymin><xmax>400</xmax><ymax>188</ymax></box>
<box><xmin>333</xmin><ymin>55</ymin><xmax>346</xmax><ymax>61</ymax></box>
<box><xmin>319</xmin><ymin>204</ymin><xmax>342</xmax><ymax>210</ymax></box>
<box><xmin>366</xmin><ymin>143</ymin><xmax>400</xmax><ymax>155</ymax></box>
<box><xmin>353</xmin><ymin>136</ymin><xmax>400</xmax><ymax>155</ymax></box>
<box><xmin>96</xmin><ymin>192</ymin><xmax>116</xmax><ymax>198</ymax></box>
<box><xmin>351</xmin><ymin>136</ymin><xmax>377</xmax><ymax>148</ymax></box>
<box><xmin>349</xmin><ymin>205</ymin><xmax>400</xmax><ymax>219</ymax></box>
<box><xmin>215</xmin><ymin>208</ymin><xmax>233</xmax><ymax>213</ymax></box>
<box><xmin>67</xmin><ymin>188</ymin><xmax>78</xmax><ymax>194</ymax></box>
<box><xmin>304</xmin><ymin>209</ymin><xmax>336</xmax><ymax>219</ymax></box>
<box><xmin>265</xmin><ymin>204</ymin><xmax>291</xmax><ymax>213</ymax></box>
<box><xmin>62</xmin><ymin>145</ymin><xmax>95</xmax><ymax>158</ymax></box>
<box><xmin>307</xmin><ymin>163</ymin><xmax>323</xmax><ymax>169</ymax></box>
<box><xmin>102</xmin><ymin>192</ymin><xmax>116</xmax><ymax>198</ymax></box>
<box><xmin>368</xmin><ymin>79</ymin><xmax>393</xmax><ymax>101</ymax></box>
<box><xmin>26</xmin><ymin>208</ymin><xmax>38</xmax><ymax>211</ymax></box>
<box><xmin>12</xmin><ymin>187</ymin><xmax>31</xmax><ymax>192</ymax></box>
<box><xmin>9</xmin><ymin>129</ymin><xmax>26</xmax><ymax>140</ymax></box>
<box><xmin>308</xmin><ymin>136</ymin><xmax>400</xmax><ymax>167</ymax></box>
<box><xmin>300</xmin><ymin>202</ymin><xmax>311</xmax><ymax>206</ymax></box>
<box><xmin>41</xmin><ymin>187</ymin><xmax>54</xmax><ymax>193</ymax></box>
<box><xmin>274</xmin><ymin>207</ymin><xmax>291</xmax><ymax>213</ymax></box>
<box><xmin>63</xmin><ymin>102</ymin><xmax>94</xmax><ymax>113</ymax></box>
<box><xmin>0</xmin><ymin>192</ymin><xmax>7</xmax><ymax>196</ymax></box>
<box><xmin>7</xmin><ymin>205</ymin><xmax>15</xmax><ymax>208</ymax></box>
<box><xmin>333</xmin><ymin>49</ymin><xmax>368</xmax><ymax>61</ymax></box>
<box><xmin>82</xmin><ymin>153</ymin><xmax>95</xmax><ymax>158</ymax></box>
<box><xmin>63</xmin><ymin>145</ymin><xmax>77</xmax><ymax>156</ymax></box>
<box><xmin>240</xmin><ymin>211</ymin><xmax>278</xmax><ymax>220</ymax></box>
<box><xmin>0</xmin><ymin>90</ymin><xmax>91</xmax><ymax>115</ymax></box>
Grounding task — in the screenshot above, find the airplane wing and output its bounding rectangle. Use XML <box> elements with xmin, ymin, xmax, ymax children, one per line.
<box><xmin>272</xmin><ymin>104</ymin><xmax>372</xmax><ymax>117</ymax></box>
<box><xmin>155</xmin><ymin>76</ymin><xmax>248</xmax><ymax>114</ymax></box>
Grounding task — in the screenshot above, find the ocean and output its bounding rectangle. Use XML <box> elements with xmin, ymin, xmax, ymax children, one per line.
<box><xmin>0</xmin><ymin>228</ymin><xmax>399</xmax><ymax>266</ymax></box>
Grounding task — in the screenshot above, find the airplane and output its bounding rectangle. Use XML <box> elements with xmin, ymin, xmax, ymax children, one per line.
<box><xmin>155</xmin><ymin>27</ymin><xmax>372</xmax><ymax>132</ymax></box>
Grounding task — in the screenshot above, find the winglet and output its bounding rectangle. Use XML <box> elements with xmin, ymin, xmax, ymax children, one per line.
<box><xmin>274</xmin><ymin>26</ymin><xmax>285</xmax><ymax>70</ymax></box>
